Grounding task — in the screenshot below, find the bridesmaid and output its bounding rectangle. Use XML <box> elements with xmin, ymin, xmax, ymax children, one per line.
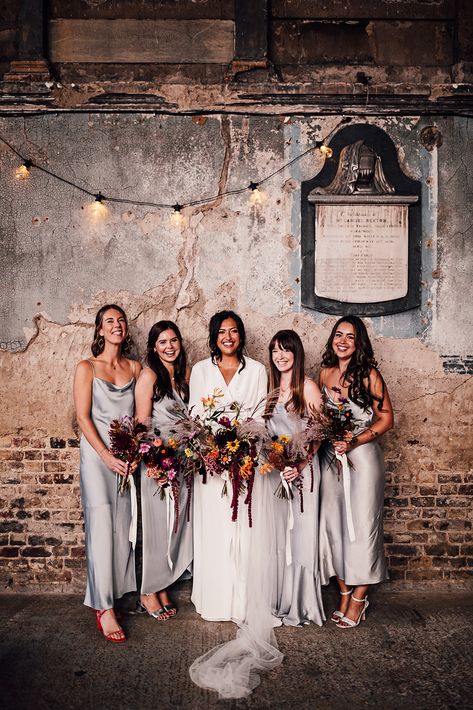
<box><xmin>134</xmin><ymin>321</ymin><xmax>192</xmax><ymax>620</ymax></box>
<box><xmin>189</xmin><ymin>310</ymin><xmax>267</xmax><ymax>622</ymax></box>
<box><xmin>266</xmin><ymin>330</ymin><xmax>325</xmax><ymax>627</ymax></box>
<box><xmin>74</xmin><ymin>304</ymin><xmax>141</xmax><ymax>643</ymax></box>
<box><xmin>318</xmin><ymin>316</ymin><xmax>393</xmax><ymax>628</ymax></box>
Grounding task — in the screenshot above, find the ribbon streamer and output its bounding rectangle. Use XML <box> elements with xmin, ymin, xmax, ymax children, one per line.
<box><xmin>280</xmin><ymin>472</ymin><xmax>294</xmax><ymax>566</ymax></box>
<box><xmin>165</xmin><ymin>487</ymin><xmax>174</xmax><ymax>570</ymax></box>
<box><xmin>335</xmin><ymin>452</ymin><xmax>356</xmax><ymax>542</ymax></box>
<box><xmin>128</xmin><ymin>474</ymin><xmax>138</xmax><ymax>549</ymax></box>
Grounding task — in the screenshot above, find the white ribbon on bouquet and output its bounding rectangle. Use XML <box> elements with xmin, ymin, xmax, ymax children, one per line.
<box><xmin>335</xmin><ymin>451</ymin><xmax>356</xmax><ymax>542</ymax></box>
<box><xmin>280</xmin><ymin>471</ymin><xmax>294</xmax><ymax>566</ymax></box>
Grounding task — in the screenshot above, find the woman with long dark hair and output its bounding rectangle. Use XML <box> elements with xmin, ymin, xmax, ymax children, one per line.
<box><xmin>134</xmin><ymin>320</ymin><xmax>192</xmax><ymax>620</ymax></box>
<box><xmin>266</xmin><ymin>329</ymin><xmax>325</xmax><ymax>626</ymax></box>
<box><xmin>188</xmin><ymin>311</ymin><xmax>282</xmax><ymax>698</ymax></box>
<box><xmin>74</xmin><ymin>304</ymin><xmax>141</xmax><ymax>642</ymax></box>
<box><xmin>319</xmin><ymin>316</ymin><xmax>393</xmax><ymax>628</ymax></box>
<box><xmin>189</xmin><ymin>310</ymin><xmax>267</xmax><ymax>622</ymax></box>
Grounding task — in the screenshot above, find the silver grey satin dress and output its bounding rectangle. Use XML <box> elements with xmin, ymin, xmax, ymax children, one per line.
<box><xmin>141</xmin><ymin>391</ymin><xmax>193</xmax><ymax>594</ymax></box>
<box><xmin>267</xmin><ymin>405</ymin><xmax>325</xmax><ymax>627</ymax></box>
<box><xmin>319</xmin><ymin>389</ymin><xmax>389</xmax><ymax>586</ymax></box>
<box><xmin>80</xmin><ymin>375</ymin><xmax>137</xmax><ymax>609</ymax></box>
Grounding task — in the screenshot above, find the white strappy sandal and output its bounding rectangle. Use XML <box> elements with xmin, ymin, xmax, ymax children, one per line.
<box><xmin>337</xmin><ymin>595</ymin><xmax>369</xmax><ymax>628</ymax></box>
<box><xmin>331</xmin><ymin>588</ymin><xmax>353</xmax><ymax>624</ymax></box>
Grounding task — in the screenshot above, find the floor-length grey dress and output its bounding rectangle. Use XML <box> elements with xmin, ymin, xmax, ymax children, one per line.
<box><xmin>319</xmin><ymin>388</ymin><xmax>389</xmax><ymax>586</ymax></box>
<box><xmin>267</xmin><ymin>404</ymin><xmax>325</xmax><ymax>627</ymax></box>
<box><xmin>80</xmin><ymin>370</ymin><xmax>137</xmax><ymax>610</ymax></box>
<box><xmin>141</xmin><ymin>391</ymin><xmax>193</xmax><ymax>594</ymax></box>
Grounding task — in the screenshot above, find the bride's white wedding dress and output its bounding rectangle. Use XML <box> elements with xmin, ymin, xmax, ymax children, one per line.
<box><xmin>188</xmin><ymin>356</ymin><xmax>283</xmax><ymax>698</ymax></box>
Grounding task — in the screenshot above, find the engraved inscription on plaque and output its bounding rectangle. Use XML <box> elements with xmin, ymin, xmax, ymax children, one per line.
<box><xmin>314</xmin><ymin>203</ymin><xmax>408</xmax><ymax>303</ymax></box>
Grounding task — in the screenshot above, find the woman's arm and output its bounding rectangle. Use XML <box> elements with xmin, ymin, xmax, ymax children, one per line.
<box><xmin>333</xmin><ymin>368</ymin><xmax>394</xmax><ymax>454</ymax></box>
<box><xmin>134</xmin><ymin>368</ymin><xmax>156</xmax><ymax>424</ymax></box>
<box><xmin>73</xmin><ymin>360</ymin><xmax>128</xmax><ymax>475</ymax></box>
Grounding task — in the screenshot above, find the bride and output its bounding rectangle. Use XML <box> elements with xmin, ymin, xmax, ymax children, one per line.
<box><xmin>189</xmin><ymin>310</ymin><xmax>267</xmax><ymax>622</ymax></box>
<box><xmin>189</xmin><ymin>310</ymin><xmax>283</xmax><ymax>698</ymax></box>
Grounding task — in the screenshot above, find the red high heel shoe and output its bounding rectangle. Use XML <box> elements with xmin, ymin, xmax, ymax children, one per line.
<box><xmin>96</xmin><ymin>609</ymin><xmax>126</xmax><ymax>643</ymax></box>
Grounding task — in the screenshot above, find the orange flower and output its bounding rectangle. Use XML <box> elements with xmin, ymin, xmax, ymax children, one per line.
<box><xmin>271</xmin><ymin>441</ymin><xmax>284</xmax><ymax>454</ymax></box>
<box><xmin>259</xmin><ymin>463</ymin><xmax>272</xmax><ymax>475</ymax></box>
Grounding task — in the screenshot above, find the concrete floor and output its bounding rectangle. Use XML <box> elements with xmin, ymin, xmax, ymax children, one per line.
<box><xmin>1</xmin><ymin>584</ymin><xmax>472</xmax><ymax>710</ymax></box>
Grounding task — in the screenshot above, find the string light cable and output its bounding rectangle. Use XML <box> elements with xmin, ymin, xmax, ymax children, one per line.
<box><xmin>0</xmin><ymin>117</ymin><xmax>351</xmax><ymax>214</ymax></box>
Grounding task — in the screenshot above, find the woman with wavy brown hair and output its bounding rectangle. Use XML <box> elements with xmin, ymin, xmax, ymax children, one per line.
<box><xmin>74</xmin><ymin>304</ymin><xmax>141</xmax><ymax>643</ymax></box>
<box><xmin>134</xmin><ymin>320</ymin><xmax>192</xmax><ymax>620</ymax></box>
<box><xmin>318</xmin><ymin>316</ymin><xmax>393</xmax><ymax>628</ymax></box>
<box><xmin>266</xmin><ymin>329</ymin><xmax>325</xmax><ymax>627</ymax></box>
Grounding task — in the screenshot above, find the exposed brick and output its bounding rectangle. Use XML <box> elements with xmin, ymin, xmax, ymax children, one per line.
<box><xmin>458</xmin><ymin>484</ymin><xmax>473</xmax><ymax>495</ymax></box>
<box><xmin>425</xmin><ymin>544</ymin><xmax>460</xmax><ymax>556</ymax></box>
<box><xmin>419</xmin><ymin>486</ymin><xmax>438</xmax><ymax>496</ymax></box>
<box><xmin>28</xmin><ymin>535</ymin><xmax>62</xmax><ymax>546</ymax></box>
<box><xmin>70</xmin><ymin>546</ymin><xmax>86</xmax><ymax>558</ymax></box>
<box><xmin>68</xmin><ymin>438</ymin><xmax>80</xmax><ymax>448</ymax></box>
<box><xmin>33</xmin><ymin>510</ymin><xmax>51</xmax><ymax>520</ymax></box>
<box><xmin>385</xmin><ymin>497</ymin><xmax>409</xmax><ymax>507</ymax></box>
<box><xmin>386</xmin><ymin>544</ymin><xmax>418</xmax><ymax>556</ymax></box>
<box><xmin>43</xmin><ymin>451</ymin><xmax>60</xmax><ymax>461</ymax></box>
<box><xmin>24</xmin><ymin>451</ymin><xmax>42</xmax><ymax>461</ymax></box>
<box><xmin>0</xmin><ymin>521</ymin><xmax>24</xmax><ymax>533</ymax></box>
<box><xmin>64</xmin><ymin>558</ymin><xmax>85</xmax><ymax>569</ymax></box>
<box><xmin>436</xmin><ymin>497</ymin><xmax>470</xmax><ymax>508</ymax></box>
<box><xmin>438</xmin><ymin>473</ymin><xmax>462</xmax><ymax>483</ymax></box>
<box><xmin>53</xmin><ymin>474</ymin><xmax>74</xmax><ymax>484</ymax></box>
<box><xmin>0</xmin><ymin>546</ymin><xmax>19</xmax><ymax>557</ymax></box>
<box><xmin>0</xmin><ymin>450</ymin><xmax>24</xmax><ymax>461</ymax></box>
<box><xmin>411</xmin><ymin>497</ymin><xmax>436</xmax><ymax>507</ymax></box>
<box><xmin>20</xmin><ymin>547</ymin><xmax>52</xmax><ymax>558</ymax></box>
<box><xmin>44</xmin><ymin>462</ymin><xmax>66</xmax><ymax>472</ymax></box>
<box><xmin>50</xmin><ymin>438</ymin><xmax>66</xmax><ymax>449</ymax></box>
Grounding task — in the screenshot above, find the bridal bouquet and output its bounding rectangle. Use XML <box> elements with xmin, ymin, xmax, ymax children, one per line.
<box><xmin>140</xmin><ymin>434</ymin><xmax>182</xmax><ymax>533</ymax></box>
<box><xmin>172</xmin><ymin>388</ymin><xmax>266</xmax><ymax>527</ymax></box>
<box><xmin>108</xmin><ymin>415</ymin><xmax>148</xmax><ymax>494</ymax></box>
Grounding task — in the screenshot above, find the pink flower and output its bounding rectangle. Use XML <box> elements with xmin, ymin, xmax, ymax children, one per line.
<box><xmin>161</xmin><ymin>457</ymin><xmax>174</xmax><ymax>470</ymax></box>
<box><xmin>139</xmin><ymin>443</ymin><xmax>151</xmax><ymax>453</ymax></box>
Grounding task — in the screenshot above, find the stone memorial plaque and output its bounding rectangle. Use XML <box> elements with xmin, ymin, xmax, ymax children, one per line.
<box><xmin>314</xmin><ymin>203</ymin><xmax>408</xmax><ymax>303</ymax></box>
<box><xmin>301</xmin><ymin>124</ymin><xmax>422</xmax><ymax>316</ymax></box>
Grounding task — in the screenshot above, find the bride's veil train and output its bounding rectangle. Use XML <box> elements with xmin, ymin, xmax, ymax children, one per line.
<box><xmin>189</xmin><ymin>472</ymin><xmax>283</xmax><ymax>699</ymax></box>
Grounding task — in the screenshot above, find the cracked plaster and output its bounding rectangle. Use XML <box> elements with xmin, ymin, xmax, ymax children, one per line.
<box><xmin>0</xmin><ymin>113</ymin><xmax>472</xmax><ymax>457</ymax></box>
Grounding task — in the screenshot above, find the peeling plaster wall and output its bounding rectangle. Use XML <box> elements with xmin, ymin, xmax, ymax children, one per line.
<box><xmin>0</xmin><ymin>112</ymin><xmax>472</xmax><ymax>590</ymax></box>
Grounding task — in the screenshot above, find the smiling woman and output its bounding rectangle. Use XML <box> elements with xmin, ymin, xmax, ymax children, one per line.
<box><xmin>189</xmin><ymin>310</ymin><xmax>267</xmax><ymax>622</ymax></box>
<box><xmin>73</xmin><ymin>304</ymin><xmax>141</xmax><ymax>643</ymax></box>
<box><xmin>134</xmin><ymin>320</ymin><xmax>192</xmax><ymax>621</ymax></box>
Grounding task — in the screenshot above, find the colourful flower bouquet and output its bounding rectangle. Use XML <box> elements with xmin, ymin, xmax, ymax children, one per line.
<box><xmin>312</xmin><ymin>386</ymin><xmax>361</xmax><ymax>475</ymax></box>
<box><xmin>172</xmin><ymin>389</ymin><xmax>266</xmax><ymax>527</ymax></box>
<box><xmin>108</xmin><ymin>415</ymin><xmax>148</xmax><ymax>494</ymax></box>
<box><xmin>261</xmin><ymin>416</ymin><xmax>324</xmax><ymax>512</ymax></box>
<box><xmin>140</xmin><ymin>434</ymin><xmax>183</xmax><ymax>533</ymax></box>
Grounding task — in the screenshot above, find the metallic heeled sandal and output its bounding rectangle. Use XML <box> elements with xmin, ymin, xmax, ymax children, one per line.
<box><xmin>337</xmin><ymin>595</ymin><xmax>369</xmax><ymax>629</ymax></box>
<box><xmin>138</xmin><ymin>600</ymin><xmax>171</xmax><ymax>621</ymax></box>
<box><xmin>331</xmin><ymin>588</ymin><xmax>353</xmax><ymax>624</ymax></box>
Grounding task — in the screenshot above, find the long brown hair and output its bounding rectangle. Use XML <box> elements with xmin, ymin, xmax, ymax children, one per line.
<box><xmin>267</xmin><ymin>330</ymin><xmax>305</xmax><ymax>417</ymax></box>
<box><xmin>321</xmin><ymin>315</ymin><xmax>384</xmax><ymax>411</ymax></box>
<box><xmin>91</xmin><ymin>304</ymin><xmax>133</xmax><ymax>357</ymax></box>
<box><xmin>146</xmin><ymin>320</ymin><xmax>189</xmax><ymax>402</ymax></box>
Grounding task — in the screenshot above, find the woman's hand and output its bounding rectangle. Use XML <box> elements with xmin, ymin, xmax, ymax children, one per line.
<box><xmin>100</xmin><ymin>449</ymin><xmax>129</xmax><ymax>476</ymax></box>
<box><xmin>282</xmin><ymin>465</ymin><xmax>300</xmax><ymax>483</ymax></box>
<box><xmin>333</xmin><ymin>440</ymin><xmax>353</xmax><ymax>455</ymax></box>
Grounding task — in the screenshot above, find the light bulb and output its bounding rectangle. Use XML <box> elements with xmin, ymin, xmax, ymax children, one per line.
<box><xmin>88</xmin><ymin>193</ymin><xmax>109</xmax><ymax>221</ymax></box>
<box><xmin>319</xmin><ymin>144</ymin><xmax>333</xmax><ymax>159</ymax></box>
<box><xmin>249</xmin><ymin>182</ymin><xmax>265</xmax><ymax>206</ymax></box>
<box><xmin>170</xmin><ymin>204</ymin><xmax>185</xmax><ymax>226</ymax></box>
<box><xmin>15</xmin><ymin>160</ymin><xmax>32</xmax><ymax>180</ymax></box>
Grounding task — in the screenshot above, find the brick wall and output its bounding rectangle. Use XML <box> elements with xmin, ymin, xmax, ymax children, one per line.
<box><xmin>0</xmin><ymin>434</ymin><xmax>85</xmax><ymax>592</ymax></box>
<box><xmin>1</xmin><ymin>434</ymin><xmax>471</xmax><ymax>591</ymax></box>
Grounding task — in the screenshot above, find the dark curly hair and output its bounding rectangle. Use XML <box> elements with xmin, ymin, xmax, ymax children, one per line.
<box><xmin>91</xmin><ymin>304</ymin><xmax>133</xmax><ymax>358</ymax></box>
<box><xmin>146</xmin><ymin>321</ymin><xmax>188</xmax><ymax>403</ymax></box>
<box><xmin>208</xmin><ymin>310</ymin><xmax>246</xmax><ymax>372</ymax></box>
<box><xmin>321</xmin><ymin>315</ymin><xmax>384</xmax><ymax>412</ymax></box>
